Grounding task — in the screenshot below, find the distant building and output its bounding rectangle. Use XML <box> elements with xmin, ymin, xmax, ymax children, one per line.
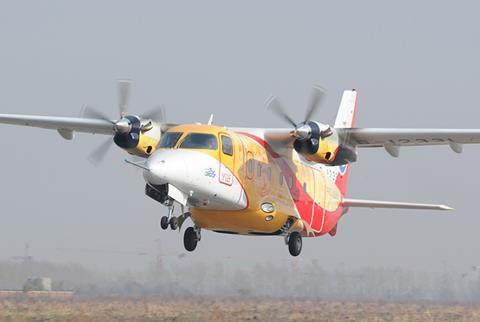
<box><xmin>23</xmin><ymin>277</ymin><xmax>52</xmax><ymax>292</ymax></box>
<box><xmin>0</xmin><ymin>277</ymin><xmax>73</xmax><ymax>299</ymax></box>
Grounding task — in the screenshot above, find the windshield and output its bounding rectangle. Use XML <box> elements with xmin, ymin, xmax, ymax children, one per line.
<box><xmin>179</xmin><ymin>133</ymin><xmax>218</xmax><ymax>150</ymax></box>
<box><xmin>159</xmin><ymin>132</ymin><xmax>183</xmax><ymax>148</ymax></box>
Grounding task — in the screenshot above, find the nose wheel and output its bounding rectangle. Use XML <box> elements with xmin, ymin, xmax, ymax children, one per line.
<box><xmin>287</xmin><ymin>232</ymin><xmax>302</xmax><ymax>256</ymax></box>
<box><xmin>160</xmin><ymin>204</ymin><xmax>181</xmax><ymax>230</ymax></box>
<box><xmin>169</xmin><ymin>217</ymin><xmax>178</xmax><ymax>230</ymax></box>
<box><xmin>160</xmin><ymin>216</ymin><xmax>169</xmax><ymax>230</ymax></box>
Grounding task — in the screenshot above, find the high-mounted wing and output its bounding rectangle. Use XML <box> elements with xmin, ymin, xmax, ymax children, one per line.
<box><xmin>0</xmin><ymin>114</ymin><xmax>114</xmax><ymax>137</ymax></box>
<box><xmin>343</xmin><ymin>198</ymin><xmax>453</xmax><ymax>211</ymax></box>
<box><xmin>337</xmin><ymin>128</ymin><xmax>480</xmax><ymax>157</ymax></box>
<box><xmin>0</xmin><ymin>80</ymin><xmax>180</xmax><ymax>164</ymax></box>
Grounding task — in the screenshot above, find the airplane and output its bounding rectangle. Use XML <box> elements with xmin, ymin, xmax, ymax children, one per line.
<box><xmin>1</xmin><ymin>80</ymin><xmax>480</xmax><ymax>257</ymax></box>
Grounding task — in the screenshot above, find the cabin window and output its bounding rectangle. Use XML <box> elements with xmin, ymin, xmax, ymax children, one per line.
<box><xmin>159</xmin><ymin>132</ymin><xmax>183</xmax><ymax>148</ymax></box>
<box><xmin>221</xmin><ymin>135</ymin><xmax>233</xmax><ymax>156</ymax></box>
<box><xmin>288</xmin><ymin>176</ymin><xmax>293</xmax><ymax>189</ymax></box>
<box><xmin>179</xmin><ymin>133</ymin><xmax>218</xmax><ymax>150</ymax></box>
<box><xmin>246</xmin><ymin>158</ymin><xmax>254</xmax><ymax>178</ymax></box>
<box><xmin>257</xmin><ymin>162</ymin><xmax>262</xmax><ymax>177</ymax></box>
<box><xmin>267</xmin><ymin>167</ymin><xmax>272</xmax><ymax>182</ymax></box>
<box><xmin>303</xmin><ymin>182</ymin><xmax>307</xmax><ymax>193</ymax></box>
<box><xmin>279</xmin><ymin>173</ymin><xmax>284</xmax><ymax>186</ymax></box>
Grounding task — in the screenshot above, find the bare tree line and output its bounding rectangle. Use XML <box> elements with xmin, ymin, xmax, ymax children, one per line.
<box><xmin>1</xmin><ymin>259</ymin><xmax>479</xmax><ymax>303</ymax></box>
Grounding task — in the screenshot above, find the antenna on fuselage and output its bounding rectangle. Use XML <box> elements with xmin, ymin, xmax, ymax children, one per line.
<box><xmin>207</xmin><ymin>114</ymin><xmax>214</xmax><ymax>125</ymax></box>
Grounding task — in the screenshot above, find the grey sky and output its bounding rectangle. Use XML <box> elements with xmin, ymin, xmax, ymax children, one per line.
<box><xmin>0</xmin><ymin>1</ymin><xmax>479</xmax><ymax>272</ymax></box>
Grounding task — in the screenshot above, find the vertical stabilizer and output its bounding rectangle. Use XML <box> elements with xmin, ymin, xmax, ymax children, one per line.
<box><xmin>333</xmin><ymin>90</ymin><xmax>358</xmax><ymax>196</ymax></box>
<box><xmin>335</xmin><ymin>89</ymin><xmax>357</xmax><ymax>128</ymax></box>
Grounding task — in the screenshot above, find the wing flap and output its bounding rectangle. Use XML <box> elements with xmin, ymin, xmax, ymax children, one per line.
<box><xmin>0</xmin><ymin>114</ymin><xmax>114</xmax><ymax>135</ymax></box>
<box><xmin>343</xmin><ymin>198</ymin><xmax>453</xmax><ymax>211</ymax></box>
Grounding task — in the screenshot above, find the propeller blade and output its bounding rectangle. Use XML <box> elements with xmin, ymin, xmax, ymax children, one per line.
<box><xmin>88</xmin><ymin>137</ymin><xmax>114</xmax><ymax>165</ymax></box>
<box><xmin>141</xmin><ymin>104</ymin><xmax>166</xmax><ymax>122</ymax></box>
<box><xmin>304</xmin><ymin>84</ymin><xmax>327</xmax><ymax>122</ymax></box>
<box><xmin>82</xmin><ymin>105</ymin><xmax>115</xmax><ymax>124</ymax></box>
<box><xmin>117</xmin><ymin>79</ymin><xmax>131</xmax><ymax>117</ymax></box>
<box><xmin>265</xmin><ymin>95</ymin><xmax>297</xmax><ymax>127</ymax></box>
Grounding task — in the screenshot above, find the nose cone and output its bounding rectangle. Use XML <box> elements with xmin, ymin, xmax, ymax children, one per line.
<box><xmin>293</xmin><ymin>123</ymin><xmax>311</xmax><ymax>140</ymax></box>
<box><xmin>143</xmin><ymin>157</ymin><xmax>167</xmax><ymax>185</ymax></box>
<box><xmin>114</xmin><ymin>118</ymin><xmax>132</xmax><ymax>133</ymax></box>
<box><xmin>143</xmin><ymin>149</ymin><xmax>188</xmax><ymax>186</ymax></box>
<box><xmin>143</xmin><ymin>149</ymin><xmax>248</xmax><ymax>210</ymax></box>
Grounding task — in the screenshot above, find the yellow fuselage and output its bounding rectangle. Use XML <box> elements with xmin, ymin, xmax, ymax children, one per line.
<box><xmin>159</xmin><ymin>124</ymin><xmax>345</xmax><ymax>237</ymax></box>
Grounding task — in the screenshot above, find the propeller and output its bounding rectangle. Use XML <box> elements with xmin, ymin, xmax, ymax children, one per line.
<box><xmin>266</xmin><ymin>85</ymin><xmax>331</xmax><ymax>152</ymax></box>
<box><xmin>83</xmin><ymin>80</ymin><xmax>165</xmax><ymax>165</ymax></box>
<box><xmin>117</xmin><ymin>79</ymin><xmax>131</xmax><ymax>117</ymax></box>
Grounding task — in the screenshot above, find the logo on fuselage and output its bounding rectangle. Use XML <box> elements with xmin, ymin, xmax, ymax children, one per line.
<box><xmin>204</xmin><ymin>167</ymin><xmax>216</xmax><ymax>178</ymax></box>
<box><xmin>338</xmin><ymin>164</ymin><xmax>348</xmax><ymax>176</ymax></box>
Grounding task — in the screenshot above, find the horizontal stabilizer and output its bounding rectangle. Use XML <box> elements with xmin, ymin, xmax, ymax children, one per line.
<box><xmin>343</xmin><ymin>198</ymin><xmax>453</xmax><ymax>211</ymax></box>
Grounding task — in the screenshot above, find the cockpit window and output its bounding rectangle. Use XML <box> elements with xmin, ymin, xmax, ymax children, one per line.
<box><xmin>179</xmin><ymin>133</ymin><xmax>218</xmax><ymax>150</ymax></box>
<box><xmin>159</xmin><ymin>132</ymin><xmax>183</xmax><ymax>148</ymax></box>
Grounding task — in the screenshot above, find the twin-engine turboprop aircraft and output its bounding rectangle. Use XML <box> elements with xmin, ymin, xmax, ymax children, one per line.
<box><xmin>2</xmin><ymin>80</ymin><xmax>480</xmax><ymax>256</ymax></box>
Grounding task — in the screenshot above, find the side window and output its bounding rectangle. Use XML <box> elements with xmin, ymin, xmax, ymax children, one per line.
<box><xmin>288</xmin><ymin>176</ymin><xmax>294</xmax><ymax>189</ymax></box>
<box><xmin>279</xmin><ymin>173</ymin><xmax>284</xmax><ymax>186</ymax></box>
<box><xmin>246</xmin><ymin>158</ymin><xmax>254</xmax><ymax>179</ymax></box>
<box><xmin>266</xmin><ymin>167</ymin><xmax>272</xmax><ymax>182</ymax></box>
<box><xmin>303</xmin><ymin>182</ymin><xmax>307</xmax><ymax>193</ymax></box>
<box><xmin>257</xmin><ymin>162</ymin><xmax>262</xmax><ymax>177</ymax></box>
<box><xmin>221</xmin><ymin>135</ymin><xmax>233</xmax><ymax>156</ymax></box>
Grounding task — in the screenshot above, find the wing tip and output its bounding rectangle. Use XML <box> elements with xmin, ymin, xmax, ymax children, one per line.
<box><xmin>439</xmin><ymin>205</ymin><xmax>454</xmax><ymax>211</ymax></box>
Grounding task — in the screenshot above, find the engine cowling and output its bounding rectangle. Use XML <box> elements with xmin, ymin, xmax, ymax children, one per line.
<box><xmin>113</xmin><ymin>115</ymin><xmax>162</xmax><ymax>157</ymax></box>
<box><xmin>293</xmin><ymin>121</ymin><xmax>357</xmax><ymax>166</ymax></box>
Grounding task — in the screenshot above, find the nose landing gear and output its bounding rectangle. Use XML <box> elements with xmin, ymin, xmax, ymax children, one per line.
<box><xmin>160</xmin><ymin>216</ymin><xmax>169</xmax><ymax>230</ymax></box>
<box><xmin>158</xmin><ymin>204</ymin><xmax>200</xmax><ymax>252</ymax></box>
<box><xmin>160</xmin><ymin>204</ymin><xmax>181</xmax><ymax>230</ymax></box>
<box><xmin>160</xmin><ymin>204</ymin><xmax>174</xmax><ymax>230</ymax></box>
<box><xmin>169</xmin><ymin>217</ymin><xmax>179</xmax><ymax>230</ymax></box>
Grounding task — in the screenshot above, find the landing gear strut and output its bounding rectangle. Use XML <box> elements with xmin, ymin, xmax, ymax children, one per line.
<box><xmin>287</xmin><ymin>232</ymin><xmax>302</xmax><ymax>256</ymax></box>
<box><xmin>184</xmin><ymin>226</ymin><xmax>201</xmax><ymax>252</ymax></box>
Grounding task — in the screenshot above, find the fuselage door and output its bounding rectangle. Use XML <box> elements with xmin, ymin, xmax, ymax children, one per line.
<box><xmin>218</xmin><ymin>133</ymin><xmax>235</xmax><ymax>186</ymax></box>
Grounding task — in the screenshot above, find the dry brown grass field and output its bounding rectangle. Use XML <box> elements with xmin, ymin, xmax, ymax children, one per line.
<box><xmin>0</xmin><ymin>297</ymin><xmax>479</xmax><ymax>322</ymax></box>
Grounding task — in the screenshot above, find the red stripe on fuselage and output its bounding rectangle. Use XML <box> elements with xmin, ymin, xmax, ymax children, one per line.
<box><xmin>238</xmin><ymin>132</ymin><xmax>344</xmax><ymax>236</ymax></box>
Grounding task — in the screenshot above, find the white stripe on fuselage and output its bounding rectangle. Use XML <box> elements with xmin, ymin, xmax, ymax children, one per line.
<box><xmin>144</xmin><ymin>149</ymin><xmax>247</xmax><ymax>210</ymax></box>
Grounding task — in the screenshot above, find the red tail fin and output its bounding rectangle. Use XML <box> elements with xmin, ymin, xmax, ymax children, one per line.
<box><xmin>334</xmin><ymin>90</ymin><xmax>358</xmax><ymax>196</ymax></box>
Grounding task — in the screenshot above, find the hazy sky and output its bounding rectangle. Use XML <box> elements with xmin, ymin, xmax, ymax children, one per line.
<box><xmin>0</xmin><ymin>1</ymin><xmax>479</xmax><ymax>273</ymax></box>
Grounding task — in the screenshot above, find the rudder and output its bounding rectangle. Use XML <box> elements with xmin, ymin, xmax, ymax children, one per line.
<box><xmin>333</xmin><ymin>90</ymin><xmax>358</xmax><ymax>196</ymax></box>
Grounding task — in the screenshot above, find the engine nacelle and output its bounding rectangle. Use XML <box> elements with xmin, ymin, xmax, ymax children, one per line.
<box><xmin>113</xmin><ymin>115</ymin><xmax>162</xmax><ymax>157</ymax></box>
<box><xmin>293</xmin><ymin>121</ymin><xmax>357</xmax><ymax>166</ymax></box>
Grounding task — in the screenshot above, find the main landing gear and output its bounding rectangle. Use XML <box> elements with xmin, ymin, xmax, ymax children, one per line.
<box><xmin>184</xmin><ymin>226</ymin><xmax>201</xmax><ymax>252</ymax></box>
<box><xmin>286</xmin><ymin>232</ymin><xmax>302</xmax><ymax>257</ymax></box>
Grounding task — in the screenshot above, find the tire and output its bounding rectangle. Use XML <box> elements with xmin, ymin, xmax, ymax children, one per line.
<box><xmin>160</xmin><ymin>216</ymin><xmax>169</xmax><ymax>230</ymax></box>
<box><xmin>288</xmin><ymin>232</ymin><xmax>302</xmax><ymax>256</ymax></box>
<box><xmin>170</xmin><ymin>217</ymin><xmax>179</xmax><ymax>230</ymax></box>
<box><xmin>184</xmin><ymin>227</ymin><xmax>198</xmax><ymax>252</ymax></box>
